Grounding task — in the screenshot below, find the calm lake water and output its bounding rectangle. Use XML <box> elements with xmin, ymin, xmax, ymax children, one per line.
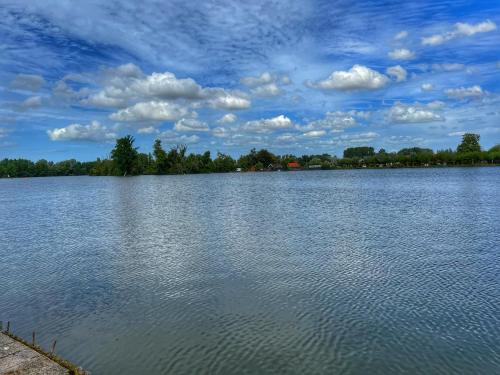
<box><xmin>1</xmin><ymin>168</ymin><xmax>499</xmax><ymax>374</ymax></box>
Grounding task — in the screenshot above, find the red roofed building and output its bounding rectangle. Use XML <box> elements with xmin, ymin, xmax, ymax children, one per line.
<box><xmin>287</xmin><ymin>162</ymin><xmax>300</xmax><ymax>169</ymax></box>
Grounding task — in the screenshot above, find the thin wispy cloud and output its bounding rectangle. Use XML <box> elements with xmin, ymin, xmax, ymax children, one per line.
<box><xmin>422</xmin><ymin>20</ymin><xmax>496</xmax><ymax>46</ymax></box>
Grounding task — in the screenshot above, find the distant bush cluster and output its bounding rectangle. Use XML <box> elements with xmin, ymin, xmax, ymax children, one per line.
<box><xmin>1</xmin><ymin>133</ymin><xmax>499</xmax><ymax>178</ymax></box>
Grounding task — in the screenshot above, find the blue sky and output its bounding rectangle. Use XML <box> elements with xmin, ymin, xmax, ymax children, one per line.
<box><xmin>0</xmin><ymin>0</ymin><xmax>499</xmax><ymax>161</ymax></box>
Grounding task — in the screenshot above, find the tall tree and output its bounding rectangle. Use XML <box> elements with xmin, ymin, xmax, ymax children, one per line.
<box><xmin>457</xmin><ymin>133</ymin><xmax>481</xmax><ymax>153</ymax></box>
<box><xmin>166</xmin><ymin>145</ymin><xmax>187</xmax><ymax>174</ymax></box>
<box><xmin>111</xmin><ymin>135</ymin><xmax>138</xmax><ymax>176</ymax></box>
<box><xmin>153</xmin><ymin>139</ymin><xmax>168</xmax><ymax>174</ymax></box>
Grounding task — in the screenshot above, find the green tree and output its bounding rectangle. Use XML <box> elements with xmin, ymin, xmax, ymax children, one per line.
<box><xmin>34</xmin><ymin>159</ymin><xmax>50</xmax><ymax>176</ymax></box>
<box><xmin>308</xmin><ymin>157</ymin><xmax>322</xmax><ymax>166</ymax></box>
<box><xmin>111</xmin><ymin>135</ymin><xmax>138</xmax><ymax>176</ymax></box>
<box><xmin>255</xmin><ymin>161</ymin><xmax>264</xmax><ymax>171</ymax></box>
<box><xmin>213</xmin><ymin>152</ymin><xmax>236</xmax><ymax>172</ymax></box>
<box><xmin>136</xmin><ymin>152</ymin><xmax>155</xmax><ymax>174</ymax></box>
<box><xmin>200</xmin><ymin>151</ymin><xmax>213</xmax><ymax>173</ymax></box>
<box><xmin>255</xmin><ymin>149</ymin><xmax>277</xmax><ymax>167</ymax></box>
<box><xmin>237</xmin><ymin>148</ymin><xmax>258</xmax><ymax>170</ymax></box>
<box><xmin>457</xmin><ymin>133</ymin><xmax>481</xmax><ymax>153</ymax></box>
<box><xmin>435</xmin><ymin>149</ymin><xmax>456</xmax><ymax>165</ymax></box>
<box><xmin>376</xmin><ymin>149</ymin><xmax>391</xmax><ymax>164</ymax></box>
<box><xmin>153</xmin><ymin>139</ymin><xmax>168</xmax><ymax>174</ymax></box>
<box><xmin>89</xmin><ymin>158</ymin><xmax>117</xmax><ymax>176</ymax></box>
<box><xmin>166</xmin><ymin>145</ymin><xmax>187</xmax><ymax>174</ymax></box>
<box><xmin>185</xmin><ymin>151</ymin><xmax>213</xmax><ymax>173</ymax></box>
<box><xmin>343</xmin><ymin>147</ymin><xmax>375</xmax><ymax>159</ymax></box>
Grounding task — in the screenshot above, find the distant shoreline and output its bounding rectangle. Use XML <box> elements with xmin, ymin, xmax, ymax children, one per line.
<box><xmin>2</xmin><ymin>134</ymin><xmax>499</xmax><ymax>178</ymax></box>
<box><xmin>1</xmin><ymin>163</ymin><xmax>498</xmax><ymax>179</ymax></box>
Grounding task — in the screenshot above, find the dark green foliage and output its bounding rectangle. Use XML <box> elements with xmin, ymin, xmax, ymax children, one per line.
<box><xmin>137</xmin><ymin>152</ymin><xmax>156</xmax><ymax>175</ymax></box>
<box><xmin>153</xmin><ymin>139</ymin><xmax>168</xmax><ymax>174</ymax></box>
<box><xmin>213</xmin><ymin>152</ymin><xmax>236</xmax><ymax>172</ymax></box>
<box><xmin>308</xmin><ymin>157</ymin><xmax>322</xmax><ymax>165</ymax></box>
<box><xmin>111</xmin><ymin>135</ymin><xmax>139</xmax><ymax>176</ymax></box>
<box><xmin>457</xmin><ymin>133</ymin><xmax>481</xmax><ymax>153</ymax></box>
<box><xmin>185</xmin><ymin>151</ymin><xmax>214</xmax><ymax>173</ymax></box>
<box><xmin>297</xmin><ymin>153</ymin><xmax>336</xmax><ymax>169</ymax></box>
<box><xmin>237</xmin><ymin>148</ymin><xmax>258</xmax><ymax>170</ymax></box>
<box><xmin>0</xmin><ymin>158</ymin><xmax>91</xmax><ymax>177</ymax></box>
<box><xmin>166</xmin><ymin>145</ymin><xmax>187</xmax><ymax>174</ymax></box>
<box><xmin>89</xmin><ymin>158</ymin><xmax>117</xmax><ymax>176</ymax></box>
<box><xmin>1</xmin><ymin>134</ymin><xmax>499</xmax><ymax>179</ymax></box>
<box><xmin>255</xmin><ymin>149</ymin><xmax>277</xmax><ymax>167</ymax></box>
<box><xmin>397</xmin><ymin>147</ymin><xmax>433</xmax><ymax>156</ymax></box>
<box><xmin>343</xmin><ymin>146</ymin><xmax>375</xmax><ymax>159</ymax></box>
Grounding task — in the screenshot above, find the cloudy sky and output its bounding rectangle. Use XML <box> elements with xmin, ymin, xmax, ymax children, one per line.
<box><xmin>1</xmin><ymin>0</ymin><xmax>499</xmax><ymax>160</ymax></box>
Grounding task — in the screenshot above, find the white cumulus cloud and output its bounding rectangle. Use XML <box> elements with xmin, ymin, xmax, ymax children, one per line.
<box><xmin>217</xmin><ymin>113</ymin><xmax>236</xmax><ymax>124</ymax></box>
<box><xmin>301</xmin><ymin>111</ymin><xmax>358</xmax><ymax>132</ymax></box>
<box><xmin>389</xmin><ymin>102</ymin><xmax>445</xmax><ymax>123</ymax></box>
<box><xmin>110</xmin><ymin>101</ymin><xmax>190</xmax><ymax>122</ymax></box>
<box><xmin>131</xmin><ymin>72</ymin><xmax>202</xmax><ymax>99</ymax></box>
<box><xmin>303</xmin><ymin>130</ymin><xmax>326</xmax><ymax>138</ymax></box>
<box><xmin>174</xmin><ymin>118</ymin><xmax>209</xmax><ymax>132</ymax></box>
<box><xmin>240</xmin><ymin>72</ymin><xmax>290</xmax><ymax>97</ymax></box>
<box><xmin>252</xmin><ymin>83</ymin><xmax>281</xmax><ymax>97</ymax></box>
<box><xmin>82</xmin><ymin>91</ymin><xmax>128</xmax><ymax>108</ymax></box>
<box><xmin>388</xmin><ymin>48</ymin><xmax>416</xmax><ymax>60</ymax></box>
<box><xmin>76</xmin><ymin>63</ymin><xmax>251</xmax><ymax>112</ymax></box>
<box><xmin>240</xmin><ymin>115</ymin><xmax>293</xmax><ymax>133</ymax></box>
<box><xmin>203</xmin><ymin>89</ymin><xmax>251</xmax><ymax>110</ymax></box>
<box><xmin>47</xmin><ymin>121</ymin><xmax>116</xmax><ymax>142</ymax></box>
<box><xmin>241</xmin><ymin>72</ymin><xmax>274</xmax><ymax>87</ymax></box>
<box><xmin>309</xmin><ymin>65</ymin><xmax>389</xmax><ymax>91</ymax></box>
<box><xmin>421</xmin><ymin>83</ymin><xmax>434</xmax><ymax>91</ymax></box>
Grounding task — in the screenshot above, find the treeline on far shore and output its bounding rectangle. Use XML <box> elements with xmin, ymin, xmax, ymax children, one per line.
<box><xmin>1</xmin><ymin>133</ymin><xmax>499</xmax><ymax>178</ymax></box>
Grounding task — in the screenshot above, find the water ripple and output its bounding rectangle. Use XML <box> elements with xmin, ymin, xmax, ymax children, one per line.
<box><xmin>0</xmin><ymin>168</ymin><xmax>499</xmax><ymax>374</ymax></box>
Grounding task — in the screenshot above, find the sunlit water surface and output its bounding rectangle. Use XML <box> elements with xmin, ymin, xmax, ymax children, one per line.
<box><xmin>1</xmin><ymin>168</ymin><xmax>499</xmax><ymax>374</ymax></box>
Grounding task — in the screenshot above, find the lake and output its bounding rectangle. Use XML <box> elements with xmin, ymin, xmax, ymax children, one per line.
<box><xmin>1</xmin><ymin>168</ymin><xmax>499</xmax><ymax>374</ymax></box>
